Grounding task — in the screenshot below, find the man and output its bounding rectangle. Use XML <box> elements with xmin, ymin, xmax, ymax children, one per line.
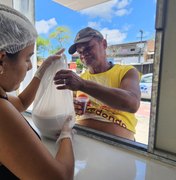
<box><xmin>54</xmin><ymin>27</ymin><xmax>141</xmax><ymax>140</ymax></box>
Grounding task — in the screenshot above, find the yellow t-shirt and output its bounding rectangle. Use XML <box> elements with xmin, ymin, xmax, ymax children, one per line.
<box><xmin>77</xmin><ymin>64</ymin><xmax>138</xmax><ymax>133</ymax></box>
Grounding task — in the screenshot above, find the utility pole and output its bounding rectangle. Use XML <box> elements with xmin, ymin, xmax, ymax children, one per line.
<box><xmin>105</xmin><ymin>34</ymin><xmax>108</xmax><ymax>41</ymax></box>
<box><xmin>138</xmin><ymin>29</ymin><xmax>143</xmax><ymax>63</ymax></box>
<box><xmin>140</xmin><ymin>29</ymin><xmax>143</xmax><ymax>41</ymax></box>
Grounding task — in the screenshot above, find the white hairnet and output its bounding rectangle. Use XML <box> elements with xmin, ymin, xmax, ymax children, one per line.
<box><xmin>0</xmin><ymin>4</ymin><xmax>38</xmax><ymax>54</ymax></box>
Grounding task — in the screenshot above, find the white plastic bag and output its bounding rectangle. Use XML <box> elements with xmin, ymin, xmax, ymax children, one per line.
<box><xmin>32</xmin><ymin>55</ymin><xmax>75</xmax><ymax>140</ymax></box>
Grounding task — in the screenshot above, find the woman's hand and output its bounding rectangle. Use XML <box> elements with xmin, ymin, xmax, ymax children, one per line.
<box><xmin>35</xmin><ymin>48</ymin><xmax>65</xmax><ymax>80</ymax></box>
<box><xmin>56</xmin><ymin>115</ymin><xmax>75</xmax><ymax>144</ymax></box>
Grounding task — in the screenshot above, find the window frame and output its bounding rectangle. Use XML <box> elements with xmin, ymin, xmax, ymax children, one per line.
<box><xmin>21</xmin><ymin>0</ymin><xmax>176</xmax><ymax>167</ymax></box>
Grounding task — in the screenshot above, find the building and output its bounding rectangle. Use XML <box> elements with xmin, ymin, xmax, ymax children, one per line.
<box><xmin>106</xmin><ymin>39</ymin><xmax>155</xmax><ymax>74</ymax></box>
<box><xmin>107</xmin><ymin>40</ymin><xmax>155</xmax><ymax>65</ymax></box>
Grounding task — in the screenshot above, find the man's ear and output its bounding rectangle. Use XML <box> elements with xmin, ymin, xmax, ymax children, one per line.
<box><xmin>102</xmin><ymin>39</ymin><xmax>107</xmax><ymax>49</ymax></box>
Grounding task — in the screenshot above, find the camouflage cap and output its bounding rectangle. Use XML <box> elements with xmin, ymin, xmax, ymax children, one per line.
<box><xmin>68</xmin><ymin>27</ymin><xmax>103</xmax><ymax>54</ymax></box>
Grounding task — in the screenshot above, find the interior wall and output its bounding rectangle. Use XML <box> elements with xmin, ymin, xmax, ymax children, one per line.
<box><xmin>155</xmin><ymin>0</ymin><xmax>176</xmax><ymax>153</ymax></box>
<box><xmin>0</xmin><ymin>0</ymin><xmax>37</xmax><ymax>108</ymax></box>
<box><xmin>0</xmin><ymin>0</ymin><xmax>13</xmax><ymax>6</ymax></box>
<box><xmin>12</xmin><ymin>0</ymin><xmax>37</xmax><ymax>99</ymax></box>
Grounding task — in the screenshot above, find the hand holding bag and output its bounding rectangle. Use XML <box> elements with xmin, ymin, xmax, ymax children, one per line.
<box><xmin>32</xmin><ymin>55</ymin><xmax>75</xmax><ymax>140</ymax></box>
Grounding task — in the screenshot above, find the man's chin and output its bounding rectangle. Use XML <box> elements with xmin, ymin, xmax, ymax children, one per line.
<box><xmin>83</xmin><ymin>60</ymin><xmax>91</xmax><ymax>67</ymax></box>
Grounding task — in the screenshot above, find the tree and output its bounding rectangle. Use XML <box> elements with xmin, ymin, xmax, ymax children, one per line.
<box><xmin>49</xmin><ymin>26</ymin><xmax>70</xmax><ymax>54</ymax></box>
<box><xmin>36</xmin><ymin>26</ymin><xmax>71</xmax><ymax>67</ymax></box>
<box><xmin>36</xmin><ymin>36</ymin><xmax>50</xmax><ymax>59</ymax></box>
<box><xmin>76</xmin><ymin>58</ymin><xmax>84</xmax><ymax>74</ymax></box>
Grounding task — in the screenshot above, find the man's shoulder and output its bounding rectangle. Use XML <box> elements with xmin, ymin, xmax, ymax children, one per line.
<box><xmin>113</xmin><ymin>64</ymin><xmax>135</xmax><ymax>71</ymax></box>
<box><xmin>114</xmin><ymin>64</ymin><xmax>134</xmax><ymax>68</ymax></box>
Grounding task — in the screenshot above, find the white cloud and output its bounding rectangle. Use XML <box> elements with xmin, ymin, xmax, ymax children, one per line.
<box><xmin>115</xmin><ymin>8</ymin><xmax>132</xmax><ymax>16</ymax></box>
<box><xmin>100</xmin><ymin>28</ymin><xmax>127</xmax><ymax>45</ymax></box>
<box><xmin>121</xmin><ymin>24</ymin><xmax>132</xmax><ymax>31</ymax></box>
<box><xmin>81</xmin><ymin>1</ymin><xmax>115</xmax><ymax>20</ymax></box>
<box><xmin>117</xmin><ymin>0</ymin><xmax>131</xmax><ymax>9</ymax></box>
<box><xmin>80</xmin><ymin>0</ymin><xmax>132</xmax><ymax>21</ymax></box>
<box><xmin>87</xmin><ymin>21</ymin><xmax>101</xmax><ymax>29</ymax></box>
<box><xmin>35</xmin><ymin>18</ymin><xmax>57</xmax><ymax>34</ymax></box>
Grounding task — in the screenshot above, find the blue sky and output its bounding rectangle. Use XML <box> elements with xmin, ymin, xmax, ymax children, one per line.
<box><xmin>35</xmin><ymin>0</ymin><xmax>157</xmax><ymax>60</ymax></box>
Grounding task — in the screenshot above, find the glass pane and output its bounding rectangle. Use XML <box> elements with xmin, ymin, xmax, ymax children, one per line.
<box><xmin>35</xmin><ymin>0</ymin><xmax>157</xmax><ymax>145</ymax></box>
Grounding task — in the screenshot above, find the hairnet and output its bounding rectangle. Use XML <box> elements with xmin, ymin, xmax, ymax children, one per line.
<box><xmin>0</xmin><ymin>4</ymin><xmax>38</xmax><ymax>54</ymax></box>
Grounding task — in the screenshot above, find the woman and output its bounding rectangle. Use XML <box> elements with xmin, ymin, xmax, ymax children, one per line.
<box><xmin>0</xmin><ymin>4</ymin><xmax>74</xmax><ymax>180</ymax></box>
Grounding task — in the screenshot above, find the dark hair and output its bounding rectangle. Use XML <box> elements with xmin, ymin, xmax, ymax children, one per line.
<box><xmin>6</xmin><ymin>51</ymin><xmax>19</xmax><ymax>59</ymax></box>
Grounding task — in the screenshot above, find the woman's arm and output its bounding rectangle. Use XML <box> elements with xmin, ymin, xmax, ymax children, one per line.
<box><xmin>8</xmin><ymin>77</ymin><xmax>40</xmax><ymax>112</ymax></box>
<box><xmin>0</xmin><ymin>99</ymin><xmax>74</xmax><ymax>180</ymax></box>
<box><xmin>56</xmin><ymin>138</ymin><xmax>74</xmax><ymax>179</ymax></box>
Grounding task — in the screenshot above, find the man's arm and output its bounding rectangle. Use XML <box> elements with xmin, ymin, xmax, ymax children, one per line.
<box><xmin>80</xmin><ymin>68</ymin><xmax>141</xmax><ymax>113</ymax></box>
<box><xmin>54</xmin><ymin>68</ymin><xmax>141</xmax><ymax>113</ymax></box>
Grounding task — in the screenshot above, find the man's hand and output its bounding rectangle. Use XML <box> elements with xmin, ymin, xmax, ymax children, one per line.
<box><xmin>53</xmin><ymin>69</ymin><xmax>86</xmax><ymax>91</ymax></box>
